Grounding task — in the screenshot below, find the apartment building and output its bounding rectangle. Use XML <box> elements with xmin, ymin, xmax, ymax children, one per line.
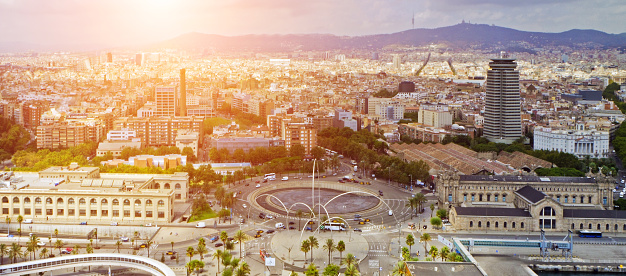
<box><xmin>37</xmin><ymin>121</ymin><xmax>105</xmax><ymax>149</ymax></box>
<box><xmin>113</xmin><ymin>116</ymin><xmax>204</xmax><ymax>147</ymax></box>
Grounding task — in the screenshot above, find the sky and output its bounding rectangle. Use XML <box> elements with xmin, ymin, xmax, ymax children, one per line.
<box><xmin>0</xmin><ymin>0</ymin><xmax>624</xmax><ymax>50</ymax></box>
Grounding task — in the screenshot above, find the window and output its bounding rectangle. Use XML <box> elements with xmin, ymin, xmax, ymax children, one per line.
<box><xmin>57</xmin><ymin>198</ymin><xmax>63</xmax><ymax>204</ymax></box>
<box><xmin>164</xmin><ymin>183</ymin><xmax>171</xmax><ymax>189</ymax></box>
<box><xmin>14</xmin><ymin>208</ymin><xmax>20</xmax><ymax>214</ymax></box>
<box><xmin>90</xmin><ymin>210</ymin><xmax>97</xmax><ymax>216</ymax></box>
<box><xmin>79</xmin><ymin>209</ymin><xmax>86</xmax><ymax>216</ymax></box>
<box><xmin>1</xmin><ymin>197</ymin><xmax>7</xmax><ymax>203</ymax></box>
<box><xmin>146</xmin><ymin>211</ymin><xmax>153</xmax><ymax>218</ymax></box>
<box><xmin>487</xmin><ymin>221</ymin><xmax>490</xmax><ymax>227</ymax></box>
<box><xmin>13</xmin><ymin>197</ymin><xmax>20</xmax><ymax>204</ymax></box>
<box><xmin>113</xmin><ymin>210</ymin><xmax>119</xmax><ymax>217</ymax></box>
<box><xmin>580</xmin><ymin>223</ymin><xmax>584</xmax><ymax>229</ymax></box>
<box><xmin>124</xmin><ymin>210</ymin><xmax>130</xmax><ymax>217</ymax></box>
<box><xmin>101</xmin><ymin>210</ymin><xmax>108</xmax><ymax>216</ymax></box>
<box><xmin>68</xmin><ymin>209</ymin><xmax>75</xmax><ymax>216</ymax></box>
<box><xmin>478</xmin><ymin>221</ymin><xmax>482</xmax><ymax>227</ymax></box>
<box><xmin>541</xmin><ymin>207</ymin><xmax>555</xmax><ymax>216</ymax></box>
<box><xmin>487</xmin><ymin>195</ymin><xmax>491</xmax><ymax>201</ymax></box>
<box><xmin>448</xmin><ymin>194</ymin><xmax>452</xmax><ymax>202</ymax></box>
<box><xmin>502</xmin><ymin>195</ymin><xmax>506</xmax><ymax>202</ymax></box>
<box><xmin>90</xmin><ymin>199</ymin><xmax>97</xmax><ymax>205</ymax></box>
<box><xmin>603</xmin><ymin>197</ymin><xmax>607</xmax><ymax>205</ymax></box>
<box><xmin>155</xmin><ymin>183</ymin><xmax>160</xmax><ymax>189</ymax></box>
<box><xmin>2</xmin><ymin>208</ymin><xmax>7</xmax><ymax>214</ymax></box>
<box><xmin>112</xmin><ymin>199</ymin><xmax>119</xmax><ymax>206</ymax></box>
<box><xmin>580</xmin><ymin>197</ymin><xmax>584</xmax><ymax>204</ymax></box>
<box><xmin>101</xmin><ymin>199</ymin><xmax>108</xmax><ymax>204</ymax></box>
<box><xmin>135</xmin><ymin>210</ymin><xmax>142</xmax><ymax>217</ymax></box>
<box><xmin>68</xmin><ymin>198</ymin><xmax>75</xmax><ymax>204</ymax></box>
<box><xmin>571</xmin><ymin>223</ymin><xmax>574</xmax><ymax>229</ymax></box>
<box><xmin>470</xmin><ymin>221</ymin><xmax>473</xmax><ymax>227</ymax></box>
<box><xmin>124</xmin><ymin>199</ymin><xmax>130</xmax><ymax>206</ymax></box>
<box><xmin>46</xmin><ymin>198</ymin><xmax>52</xmax><ymax>204</ymax></box>
<box><xmin>572</xmin><ymin>196</ymin><xmax>576</xmax><ymax>204</ymax></box>
<box><xmin>471</xmin><ymin>195</ymin><xmax>475</xmax><ymax>201</ymax></box>
<box><xmin>46</xmin><ymin>209</ymin><xmax>53</xmax><ymax>215</ymax></box>
<box><xmin>146</xmin><ymin>200</ymin><xmax>152</xmax><ymax>206</ymax></box>
<box><xmin>521</xmin><ymin>222</ymin><xmax>525</xmax><ymax>229</ymax></box>
<box><xmin>175</xmin><ymin>194</ymin><xmax>181</xmax><ymax>199</ymax></box>
<box><xmin>556</xmin><ymin>196</ymin><xmax>560</xmax><ymax>202</ymax></box>
<box><xmin>479</xmin><ymin>194</ymin><xmax>483</xmax><ymax>201</ymax></box>
<box><xmin>564</xmin><ymin>196</ymin><xmax>568</xmax><ymax>203</ymax></box>
<box><xmin>597</xmin><ymin>224</ymin><xmax>601</xmax><ymax>230</ymax></box>
<box><xmin>504</xmin><ymin>222</ymin><xmax>507</xmax><ymax>228</ymax></box>
<box><xmin>615</xmin><ymin>224</ymin><xmax>618</xmax><ymax>231</ymax></box>
<box><xmin>135</xmin><ymin>199</ymin><xmax>141</xmax><ymax>206</ymax></box>
<box><xmin>463</xmin><ymin>195</ymin><xmax>467</xmax><ymax>202</ymax></box>
<box><xmin>589</xmin><ymin>223</ymin><xmax>592</xmax><ymax>229</ymax></box>
<box><xmin>57</xmin><ymin>209</ymin><xmax>63</xmax><ymax>215</ymax></box>
<box><xmin>158</xmin><ymin>211</ymin><xmax>165</xmax><ymax>218</ymax></box>
<box><xmin>495</xmin><ymin>195</ymin><xmax>498</xmax><ymax>202</ymax></box>
<box><xmin>79</xmin><ymin>198</ymin><xmax>86</xmax><ymax>205</ymax></box>
<box><xmin>24</xmin><ymin>208</ymin><xmax>31</xmax><ymax>215</ymax></box>
<box><xmin>495</xmin><ymin>222</ymin><xmax>498</xmax><ymax>228</ymax></box>
<box><xmin>175</xmin><ymin>184</ymin><xmax>181</xmax><ymax>189</ymax></box>
<box><xmin>158</xmin><ymin>200</ymin><xmax>164</xmax><ymax>207</ymax></box>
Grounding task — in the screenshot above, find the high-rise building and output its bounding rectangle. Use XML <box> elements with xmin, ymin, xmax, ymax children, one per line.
<box><xmin>179</xmin><ymin>69</ymin><xmax>187</xmax><ymax>116</ymax></box>
<box><xmin>155</xmin><ymin>86</ymin><xmax>177</xmax><ymax>117</ymax></box>
<box><xmin>106</xmin><ymin>52</ymin><xmax>113</xmax><ymax>63</ymax></box>
<box><xmin>483</xmin><ymin>53</ymin><xmax>522</xmax><ymax>144</ymax></box>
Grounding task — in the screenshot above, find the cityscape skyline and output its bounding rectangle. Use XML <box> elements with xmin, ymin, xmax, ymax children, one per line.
<box><xmin>0</xmin><ymin>0</ymin><xmax>624</xmax><ymax>51</ymax></box>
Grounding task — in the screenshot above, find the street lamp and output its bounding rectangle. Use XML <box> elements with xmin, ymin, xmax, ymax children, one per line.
<box><xmin>409</xmin><ymin>174</ymin><xmax>412</xmax><ymax>191</ymax></box>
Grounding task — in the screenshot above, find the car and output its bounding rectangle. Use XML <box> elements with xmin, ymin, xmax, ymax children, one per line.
<box><xmin>145</xmin><ymin>223</ymin><xmax>153</xmax><ymax>227</ymax></box>
<box><xmin>353</xmin><ymin>217</ymin><xmax>361</xmax><ymax>221</ymax></box>
<box><xmin>238</xmin><ymin>191</ymin><xmax>242</xmax><ymax>195</ymax></box>
<box><xmin>110</xmin><ymin>221</ymin><xmax>118</xmax><ymax>226</ymax></box>
<box><xmin>379</xmin><ymin>190</ymin><xmax>384</xmax><ymax>196</ymax></box>
<box><xmin>242</xmin><ymin>203</ymin><xmax>247</xmax><ymax>208</ymax></box>
<box><xmin>37</xmin><ymin>241</ymin><xmax>46</xmax><ymax>246</ymax></box>
<box><xmin>256</xmin><ymin>229</ymin><xmax>264</xmax><ymax>234</ymax></box>
<box><xmin>166</xmin><ymin>251</ymin><xmax>176</xmax><ymax>255</ymax></box>
<box><xmin>282</xmin><ymin>177</ymin><xmax>289</xmax><ymax>181</ymax></box>
<box><xmin>289</xmin><ymin>221</ymin><xmax>295</xmax><ymax>225</ymax></box>
<box><xmin>245</xmin><ymin>183</ymin><xmax>250</xmax><ymax>186</ymax></box>
<box><xmin>364</xmin><ymin>218</ymin><xmax>370</xmax><ymax>222</ymax></box>
<box><xmin>307</xmin><ymin>175</ymin><xmax>313</xmax><ymax>178</ymax></box>
<box><xmin>61</xmin><ymin>249</ymin><xmax>72</xmax><ymax>254</ymax></box>
<box><xmin>266</xmin><ymin>214</ymin><xmax>274</xmax><ymax>219</ymax></box>
<box><xmin>358</xmin><ymin>221</ymin><xmax>365</xmax><ymax>225</ymax></box>
<box><xmin>240</xmin><ymin>218</ymin><xmax>246</xmax><ymax>224</ymax></box>
<box><xmin>120</xmin><ymin>237</ymin><xmax>130</xmax><ymax>242</ymax></box>
<box><xmin>209</xmin><ymin>236</ymin><xmax>219</xmax><ymax>243</ymax></box>
<box><xmin>255</xmin><ymin>180</ymin><xmax>260</xmax><ymax>183</ymax></box>
<box><xmin>289</xmin><ymin>226</ymin><xmax>296</xmax><ymax>230</ymax></box>
<box><xmin>23</xmin><ymin>219</ymin><xmax>33</xmax><ymax>224</ymax></box>
<box><xmin>140</xmin><ymin>243</ymin><xmax>148</xmax><ymax>248</ymax></box>
<box><xmin>254</xmin><ymin>234</ymin><xmax>262</xmax><ymax>238</ymax></box>
<box><xmin>354</xmin><ymin>214</ymin><xmax>362</xmax><ymax>218</ymax></box>
<box><xmin>262</xmin><ymin>179</ymin><xmax>268</xmax><ymax>183</ymax></box>
<box><xmin>266</xmin><ymin>229</ymin><xmax>275</xmax><ymax>234</ymax></box>
<box><xmin>170</xmin><ymin>255</ymin><xmax>177</xmax><ymax>260</ymax></box>
<box><xmin>259</xmin><ymin>213</ymin><xmax>266</xmax><ymax>219</ymax></box>
<box><xmin>256</xmin><ymin>184</ymin><xmax>261</xmax><ymax>188</ymax></box>
<box><xmin>305</xmin><ymin>226</ymin><xmax>312</xmax><ymax>231</ymax></box>
<box><xmin>215</xmin><ymin>243</ymin><xmax>223</xmax><ymax>247</ymax></box>
<box><xmin>338</xmin><ymin>180</ymin><xmax>344</xmax><ymax>183</ymax></box>
<box><xmin>79</xmin><ymin>222</ymin><xmax>87</xmax><ymax>225</ymax></box>
<box><xmin>353</xmin><ymin>228</ymin><xmax>362</xmax><ymax>232</ymax></box>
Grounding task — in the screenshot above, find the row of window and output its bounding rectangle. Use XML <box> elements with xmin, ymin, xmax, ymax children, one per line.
<box><xmin>460</xmin><ymin>185</ymin><xmax>593</xmax><ymax>193</ymax></box>
<box><xmin>460</xmin><ymin>194</ymin><xmax>507</xmax><ymax>202</ymax></box>
<box><xmin>469</xmin><ymin>220</ymin><xmax>525</xmax><ymax>229</ymax></box>
<box><xmin>572</xmin><ymin>223</ymin><xmax>626</xmax><ymax>231</ymax></box>
<box><xmin>2</xmin><ymin>207</ymin><xmax>166</xmax><ymax>218</ymax></box>
<box><xmin>2</xmin><ymin>197</ymin><xmax>166</xmax><ymax>206</ymax></box>
<box><xmin>154</xmin><ymin>183</ymin><xmax>182</xmax><ymax>189</ymax></box>
<box><xmin>553</xmin><ymin>195</ymin><xmax>592</xmax><ymax>204</ymax></box>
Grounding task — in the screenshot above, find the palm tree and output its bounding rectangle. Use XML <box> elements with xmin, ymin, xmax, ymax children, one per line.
<box><xmin>0</xmin><ymin>243</ymin><xmax>8</xmax><ymax>265</ymax></box>
<box><xmin>39</xmin><ymin>248</ymin><xmax>48</xmax><ymax>259</ymax></box>
<box><xmin>405</xmin><ymin>234</ymin><xmax>415</xmax><ymax>255</ymax></box>
<box><xmin>220</xmin><ymin>231</ymin><xmax>229</xmax><ymax>244</ymax></box>
<box><xmin>308</xmin><ymin>236</ymin><xmax>318</xmax><ymax>263</ymax></box>
<box><xmin>342</xmin><ymin>253</ymin><xmax>356</xmax><ymax>267</ymax></box>
<box><xmin>86</xmin><ymin>244</ymin><xmax>93</xmax><ymax>254</ymax></box>
<box><xmin>186</xmin><ymin>246</ymin><xmax>196</xmax><ymax>262</ymax></box>
<box><xmin>28</xmin><ymin>234</ymin><xmax>40</xmax><ymax>260</ymax></box>
<box><xmin>146</xmin><ymin>240</ymin><xmax>154</xmax><ymax>258</ymax></box>
<box><xmin>413</xmin><ymin>193</ymin><xmax>427</xmax><ymax>215</ymax></box>
<box><xmin>301</xmin><ymin>240</ymin><xmax>310</xmax><ymax>262</ymax></box>
<box><xmin>16</xmin><ymin>215</ymin><xmax>23</xmax><ymax>235</ymax></box>
<box><xmin>171</xmin><ymin>241</ymin><xmax>175</xmax><ymax>252</ymax></box>
<box><xmin>235</xmin><ymin>261</ymin><xmax>250</xmax><ymax>276</ymax></box>
<box><xmin>212</xmin><ymin>249</ymin><xmax>223</xmax><ymax>272</ymax></box>
<box><xmin>54</xmin><ymin>239</ymin><xmax>64</xmax><ymax>255</ymax></box>
<box><xmin>5</xmin><ymin>217</ymin><xmax>10</xmax><ymax>234</ymax></box>
<box><xmin>115</xmin><ymin>241</ymin><xmax>122</xmax><ymax>253</ymax></box>
<box><xmin>197</xmin><ymin>243</ymin><xmax>208</xmax><ymax>262</ymax></box>
<box><xmin>54</xmin><ymin>228</ymin><xmax>58</xmax><ymax>240</ymax></box>
<box><xmin>419</xmin><ymin>233</ymin><xmax>431</xmax><ymax>255</ymax></box>
<box><xmin>73</xmin><ymin>244</ymin><xmax>81</xmax><ymax>255</ymax></box>
<box><xmin>9</xmin><ymin>243</ymin><xmax>22</xmax><ymax>264</ymax></box>
<box><xmin>233</xmin><ymin>230</ymin><xmax>248</xmax><ymax>258</ymax></box>
<box><xmin>336</xmin><ymin>240</ymin><xmax>345</xmax><ymax>260</ymax></box>
<box><xmin>405</xmin><ymin>198</ymin><xmax>417</xmax><ymax>219</ymax></box>
<box><xmin>323</xmin><ymin>239</ymin><xmax>336</xmax><ymax>264</ymax></box>
<box><xmin>391</xmin><ymin>261</ymin><xmax>409</xmax><ymax>276</ymax></box>
<box><xmin>344</xmin><ymin>264</ymin><xmax>360</xmax><ymax>276</ymax></box>
<box><xmin>16</xmin><ymin>228</ymin><xmax>21</xmax><ymax>245</ymax></box>
<box><xmin>440</xmin><ymin>246</ymin><xmax>450</xmax><ymax>262</ymax></box>
<box><xmin>429</xmin><ymin>246</ymin><xmax>438</xmax><ymax>260</ymax></box>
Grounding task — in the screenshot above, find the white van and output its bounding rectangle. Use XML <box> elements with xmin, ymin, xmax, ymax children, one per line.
<box><xmin>275</xmin><ymin>222</ymin><xmax>285</xmax><ymax>229</ymax></box>
<box><xmin>388</xmin><ymin>210</ymin><xmax>393</xmax><ymax>216</ymax></box>
<box><xmin>23</xmin><ymin>219</ymin><xmax>33</xmax><ymax>224</ymax></box>
<box><xmin>196</xmin><ymin>222</ymin><xmax>206</xmax><ymax>228</ymax></box>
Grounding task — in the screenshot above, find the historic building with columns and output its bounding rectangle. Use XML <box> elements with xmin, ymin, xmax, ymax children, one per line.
<box><xmin>436</xmin><ymin>170</ymin><xmax>625</xmax><ymax>232</ymax></box>
<box><xmin>0</xmin><ymin>163</ymin><xmax>189</xmax><ymax>224</ymax></box>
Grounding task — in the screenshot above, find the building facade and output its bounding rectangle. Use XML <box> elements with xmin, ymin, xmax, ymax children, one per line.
<box><xmin>533</xmin><ymin>126</ymin><xmax>610</xmax><ymax>158</ymax></box>
<box><xmin>155</xmin><ymin>86</ymin><xmax>177</xmax><ymax>117</ymax></box>
<box><xmin>483</xmin><ymin>54</ymin><xmax>522</xmax><ymax>144</ymax></box>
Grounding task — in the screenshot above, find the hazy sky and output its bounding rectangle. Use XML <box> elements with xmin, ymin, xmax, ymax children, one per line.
<box><xmin>0</xmin><ymin>0</ymin><xmax>624</xmax><ymax>50</ymax></box>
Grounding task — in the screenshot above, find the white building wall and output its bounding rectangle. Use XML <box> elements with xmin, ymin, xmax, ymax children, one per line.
<box><xmin>534</xmin><ymin>127</ymin><xmax>610</xmax><ymax>158</ymax></box>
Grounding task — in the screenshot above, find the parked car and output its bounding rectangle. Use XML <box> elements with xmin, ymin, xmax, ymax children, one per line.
<box><xmin>79</xmin><ymin>222</ymin><xmax>87</xmax><ymax>225</ymax></box>
<box><xmin>166</xmin><ymin>251</ymin><xmax>176</xmax><ymax>255</ymax></box>
<box><xmin>209</xmin><ymin>236</ymin><xmax>219</xmax><ymax>243</ymax></box>
<box><xmin>289</xmin><ymin>226</ymin><xmax>296</xmax><ymax>230</ymax></box>
<box><xmin>215</xmin><ymin>243</ymin><xmax>223</xmax><ymax>247</ymax></box>
<box><xmin>267</xmin><ymin>229</ymin><xmax>275</xmax><ymax>234</ymax></box>
<box><xmin>61</xmin><ymin>249</ymin><xmax>72</xmax><ymax>254</ymax></box>
<box><xmin>256</xmin><ymin>184</ymin><xmax>261</xmax><ymax>188</ymax></box>
<box><xmin>259</xmin><ymin>213</ymin><xmax>265</xmax><ymax>219</ymax></box>
<box><xmin>266</xmin><ymin>214</ymin><xmax>274</xmax><ymax>219</ymax></box>
<box><xmin>353</xmin><ymin>228</ymin><xmax>362</xmax><ymax>232</ymax></box>
<box><xmin>120</xmin><ymin>237</ymin><xmax>129</xmax><ymax>242</ymax></box>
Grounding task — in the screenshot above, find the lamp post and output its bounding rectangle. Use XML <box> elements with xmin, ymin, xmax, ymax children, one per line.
<box><xmin>409</xmin><ymin>174</ymin><xmax>412</xmax><ymax>191</ymax></box>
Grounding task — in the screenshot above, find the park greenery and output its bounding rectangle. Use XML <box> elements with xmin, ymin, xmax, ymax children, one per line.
<box><xmin>0</xmin><ymin>116</ymin><xmax>31</xmax><ymax>161</ymax></box>
<box><xmin>318</xmin><ymin>127</ymin><xmax>430</xmax><ymax>184</ymax></box>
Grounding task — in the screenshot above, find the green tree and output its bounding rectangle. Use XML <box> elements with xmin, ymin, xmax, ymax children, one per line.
<box><xmin>440</xmin><ymin>246</ymin><xmax>450</xmax><ymax>262</ymax></box>
<box><xmin>39</xmin><ymin>247</ymin><xmax>48</xmax><ymax>259</ymax></box>
<box><xmin>0</xmin><ymin>243</ymin><xmax>7</xmax><ymax>265</ymax></box>
<box><xmin>9</xmin><ymin>242</ymin><xmax>22</xmax><ymax>263</ymax></box>
<box><xmin>323</xmin><ymin>239</ymin><xmax>336</xmax><ymax>264</ymax></box>
<box><xmin>290</xmin><ymin>144</ymin><xmax>306</xmax><ymax>158</ymax></box>
<box><xmin>55</xmin><ymin>239</ymin><xmax>64</xmax><ymax>255</ymax></box>
<box><xmin>187</xmin><ymin>259</ymin><xmax>205</xmax><ymax>276</ymax></box>
<box><xmin>322</xmin><ymin>263</ymin><xmax>340</xmax><ymax>276</ymax></box>
<box><xmin>86</xmin><ymin>243</ymin><xmax>93</xmax><ymax>254</ymax></box>
<box><xmin>305</xmin><ymin>263</ymin><xmax>319</xmax><ymax>276</ymax></box>
<box><xmin>182</xmin><ymin>147</ymin><xmax>197</xmax><ymax>163</ymax></box>
<box><xmin>344</xmin><ymin>264</ymin><xmax>360</xmax><ymax>276</ymax></box>
<box><xmin>405</xmin><ymin>234</ymin><xmax>415</xmax><ymax>255</ymax></box>
<box><xmin>301</xmin><ymin>240</ymin><xmax>311</xmax><ymax>261</ymax></box>
<box><xmin>308</xmin><ymin>236</ymin><xmax>319</xmax><ymax>263</ymax></box>
<box><xmin>429</xmin><ymin>204</ymin><xmax>435</xmax><ymax>217</ymax></box>
<box><xmin>186</xmin><ymin>246</ymin><xmax>196</xmax><ymax>262</ymax></box>
<box><xmin>197</xmin><ymin>243</ymin><xmax>208</xmax><ymax>262</ymax></box>
<box><xmin>311</xmin><ymin>147</ymin><xmax>326</xmax><ymax>160</ymax></box>
<box><xmin>430</xmin><ymin>217</ymin><xmax>442</xmax><ymax>229</ymax></box>
<box><xmin>342</xmin><ymin>253</ymin><xmax>357</xmax><ymax>267</ymax></box>
<box><xmin>429</xmin><ymin>246</ymin><xmax>439</xmax><ymax>260</ymax></box>
<box><xmin>419</xmin><ymin>233</ymin><xmax>431</xmax><ymax>255</ymax></box>
<box><xmin>233</xmin><ymin>230</ymin><xmax>248</xmax><ymax>259</ymax></box>
<box><xmin>213</xmin><ymin>249</ymin><xmax>223</xmax><ymax>272</ymax></box>
<box><xmin>336</xmin><ymin>240</ymin><xmax>345</xmax><ymax>260</ymax></box>
<box><xmin>116</xmin><ymin>240</ymin><xmax>122</xmax><ymax>253</ymax></box>
<box><xmin>436</xmin><ymin>209</ymin><xmax>448</xmax><ymax>219</ymax></box>
<box><xmin>232</xmin><ymin>149</ymin><xmax>246</xmax><ymax>162</ymax></box>
<box><xmin>391</xmin><ymin>260</ymin><xmax>409</xmax><ymax>276</ymax></box>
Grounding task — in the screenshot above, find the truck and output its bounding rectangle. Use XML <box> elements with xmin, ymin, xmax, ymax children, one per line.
<box><xmin>353</xmin><ymin>166</ymin><xmax>358</xmax><ymax>172</ymax></box>
<box><xmin>321</xmin><ymin>223</ymin><xmax>346</xmax><ymax>231</ymax></box>
<box><xmin>196</xmin><ymin>222</ymin><xmax>206</xmax><ymax>228</ymax></box>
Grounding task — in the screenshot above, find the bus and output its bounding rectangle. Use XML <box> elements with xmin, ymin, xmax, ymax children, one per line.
<box><xmin>264</xmin><ymin>173</ymin><xmax>276</xmax><ymax>180</ymax></box>
<box><xmin>578</xmin><ymin>230</ymin><xmax>602</xmax><ymax>238</ymax></box>
<box><xmin>321</xmin><ymin>222</ymin><xmax>346</xmax><ymax>231</ymax></box>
